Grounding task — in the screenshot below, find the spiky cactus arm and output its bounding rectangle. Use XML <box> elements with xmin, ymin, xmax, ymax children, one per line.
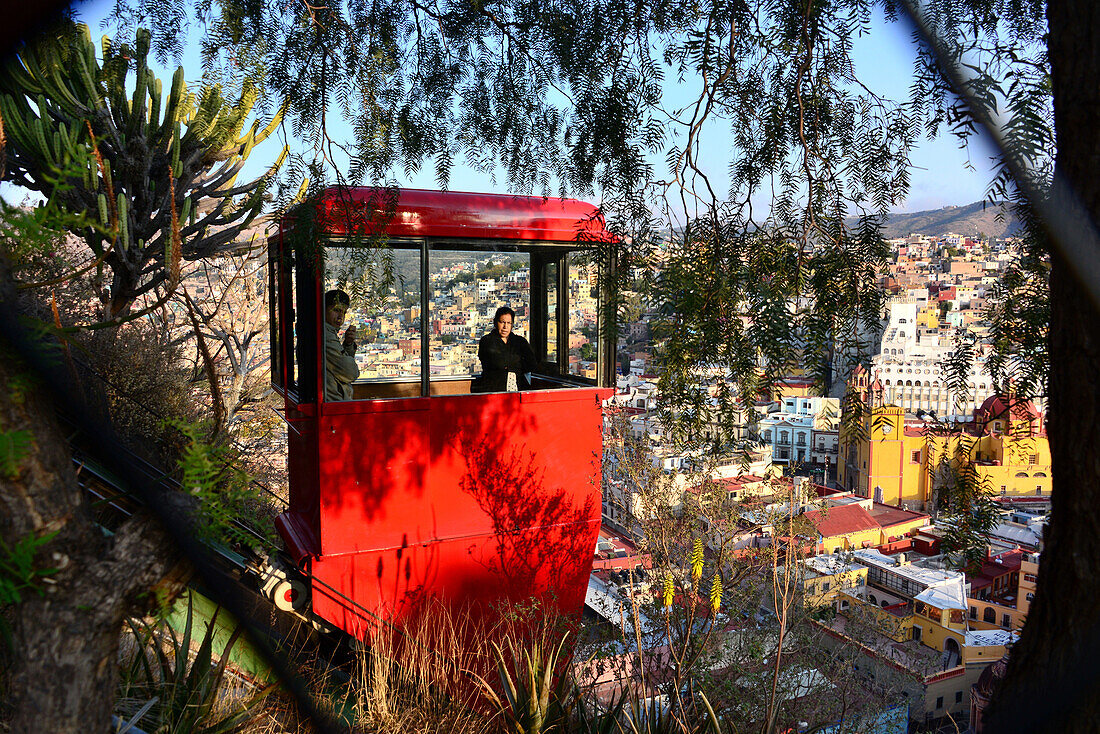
<box><xmin>0</xmin><ymin>22</ymin><xmax>284</xmax><ymax>318</ymax></box>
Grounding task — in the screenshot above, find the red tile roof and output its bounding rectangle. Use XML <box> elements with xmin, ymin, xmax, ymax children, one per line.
<box><xmin>868</xmin><ymin>503</ymin><xmax>929</xmax><ymax>528</ymax></box>
<box><xmin>805</xmin><ymin>503</ymin><xmax>880</xmax><ymax>538</ymax></box>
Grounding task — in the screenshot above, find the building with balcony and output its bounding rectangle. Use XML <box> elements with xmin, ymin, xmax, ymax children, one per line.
<box><xmin>758</xmin><ymin>396</ymin><xmax>840</xmax><ymax>473</ymax></box>
<box><xmin>800</xmin><ymin>549</ymin><xmax>1019</xmax><ymax>728</ymax></box>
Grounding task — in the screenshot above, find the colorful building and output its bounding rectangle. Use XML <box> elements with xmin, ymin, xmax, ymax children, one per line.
<box><xmin>804</xmin><ymin>497</ymin><xmax>930</xmax><ymax>553</ymax></box>
<box><xmin>801</xmin><ymin>548</ymin><xmax>1019</xmax><ymax>727</ymax></box>
<box><xmin>840</xmin><ymin>372</ymin><xmax>1050</xmax><ymax>510</ymax></box>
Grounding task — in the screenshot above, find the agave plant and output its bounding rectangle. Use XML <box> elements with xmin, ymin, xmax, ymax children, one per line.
<box><xmin>115</xmin><ymin>593</ymin><xmax>273</xmax><ymax>734</ymax></box>
<box><xmin>472</xmin><ymin>630</ymin><xmax>575</xmax><ymax>734</ymax></box>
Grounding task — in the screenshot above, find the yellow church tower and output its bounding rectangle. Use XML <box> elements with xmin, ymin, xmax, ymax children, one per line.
<box><xmin>840</xmin><ymin>369</ymin><xmax>931</xmax><ymax>508</ymax></box>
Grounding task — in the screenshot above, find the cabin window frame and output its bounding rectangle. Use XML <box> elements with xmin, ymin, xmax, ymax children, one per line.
<box><xmin>288</xmin><ymin>235</ymin><xmax>604</xmax><ymax>403</ymax></box>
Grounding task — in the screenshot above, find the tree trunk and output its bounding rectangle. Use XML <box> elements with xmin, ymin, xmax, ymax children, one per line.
<box><xmin>986</xmin><ymin>0</ymin><xmax>1100</xmax><ymax>730</ymax></box>
<box><xmin>0</xmin><ymin>350</ymin><xmax>184</xmax><ymax>733</ymax></box>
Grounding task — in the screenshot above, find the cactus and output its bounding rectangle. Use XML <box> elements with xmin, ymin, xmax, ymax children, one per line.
<box><xmin>0</xmin><ymin>22</ymin><xmax>286</xmax><ymax>318</ymax></box>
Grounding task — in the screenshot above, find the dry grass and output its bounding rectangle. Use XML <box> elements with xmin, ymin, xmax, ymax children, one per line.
<box><xmin>350</xmin><ymin>598</ymin><xmax>554</xmax><ymax>733</ymax></box>
<box><xmin>115</xmin><ymin>596</ymin><xmax>591</xmax><ymax>733</ymax></box>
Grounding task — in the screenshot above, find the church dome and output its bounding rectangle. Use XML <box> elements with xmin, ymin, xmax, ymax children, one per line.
<box><xmin>973</xmin><ymin>652</ymin><xmax>1010</xmax><ymax>699</ymax></box>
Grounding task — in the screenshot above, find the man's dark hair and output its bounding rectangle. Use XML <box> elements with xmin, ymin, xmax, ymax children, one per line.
<box><xmin>493</xmin><ymin>306</ymin><xmax>516</xmax><ymax>325</ymax></box>
<box><xmin>325</xmin><ymin>289</ymin><xmax>351</xmax><ymax>309</ymax></box>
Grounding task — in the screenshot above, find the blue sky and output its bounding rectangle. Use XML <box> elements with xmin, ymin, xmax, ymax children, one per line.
<box><xmin>41</xmin><ymin>0</ymin><xmax>1000</xmax><ymax>213</ymax></box>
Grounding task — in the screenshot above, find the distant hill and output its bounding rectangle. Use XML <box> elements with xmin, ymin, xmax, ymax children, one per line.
<box><xmin>872</xmin><ymin>201</ymin><xmax>1023</xmax><ymax>240</ymax></box>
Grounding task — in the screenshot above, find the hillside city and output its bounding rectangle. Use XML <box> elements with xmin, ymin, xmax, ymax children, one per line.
<box><xmin>93</xmin><ymin>211</ymin><xmax>1045</xmax><ymax>734</ymax></box>
<box><xmin>221</xmin><ymin>226</ymin><xmax>1045</xmax><ymax>731</ymax></box>
<box><xmin>594</xmin><ymin>231</ymin><xmax>1044</xmax><ymax>732</ymax></box>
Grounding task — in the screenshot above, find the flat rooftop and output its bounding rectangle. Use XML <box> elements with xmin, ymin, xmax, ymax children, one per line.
<box><xmin>852</xmin><ymin>548</ymin><xmax>965</xmax><ymax>588</ymax></box>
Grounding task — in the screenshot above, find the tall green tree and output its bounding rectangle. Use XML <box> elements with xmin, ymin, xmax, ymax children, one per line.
<box><xmin>0</xmin><ymin>22</ymin><xmax>283</xmax><ymax>319</ymax></box>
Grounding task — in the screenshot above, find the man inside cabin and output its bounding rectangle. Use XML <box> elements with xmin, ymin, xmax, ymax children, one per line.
<box><xmin>474</xmin><ymin>306</ymin><xmax>537</xmax><ymax>392</ymax></box>
<box><xmin>324</xmin><ymin>289</ymin><xmax>359</xmax><ymax>401</ymax></box>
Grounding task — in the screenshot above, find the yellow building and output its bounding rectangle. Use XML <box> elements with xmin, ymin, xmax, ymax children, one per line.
<box><xmin>800</xmin><ymin>555</ymin><xmax>869</xmax><ymax>607</ymax></box>
<box><xmin>802</xmin><ymin>549</ymin><xmax>1018</xmax><ymax>663</ymax></box>
<box><xmin>840</xmin><ymin>371</ymin><xmax>1050</xmax><ymax>509</ymax></box>
<box><xmin>804</xmin><ymin>549</ymin><xmax>1018</xmax><ymax>726</ymax></box>
<box><xmin>916</xmin><ymin>304</ymin><xmax>940</xmax><ymax>330</ymax></box>
<box><xmin>966</xmin><ymin>550</ymin><xmax>1039</xmax><ymax>633</ymax></box>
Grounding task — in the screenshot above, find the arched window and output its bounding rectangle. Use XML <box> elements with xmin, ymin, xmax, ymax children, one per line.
<box><xmin>983</xmin><ymin>607</ymin><xmax>996</xmax><ymax>623</ymax></box>
<box><xmin>1034</xmin><ymin>472</ymin><xmax>1047</xmax><ymax>477</ymax></box>
<box><xmin>1015</xmin><ymin>472</ymin><xmax>1029</xmax><ymax>478</ymax></box>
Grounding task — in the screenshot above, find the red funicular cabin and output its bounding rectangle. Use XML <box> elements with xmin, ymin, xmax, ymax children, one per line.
<box><xmin>268</xmin><ymin>188</ymin><xmax>615</xmax><ymax>637</ymax></box>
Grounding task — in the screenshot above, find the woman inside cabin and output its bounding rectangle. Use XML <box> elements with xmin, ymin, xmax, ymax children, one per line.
<box><xmin>474</xmin><ymin>306</ymin><xmax>537</xmax><ymax>392</ymax></box>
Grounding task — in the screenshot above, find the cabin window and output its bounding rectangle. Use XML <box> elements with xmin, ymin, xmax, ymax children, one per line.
<box><xmin>269</xmin><ymin>238</ymin><xmax>295</xmax><ymax>392</ymax></box>
<box><xmin>325</xmin><ymin>245</ymin><xmax>423</xmax><ymax>386</ymax></box>
<box><xmin>429</xmin><ymin>249</ymin><xmax>533</xmax><ymax>379</ymax></box>
<box><xmin>545</xmin><ymin>260</ymin><xmax>559</xmax><ymax>364</ymax></box>
<box><xmin>567</xmin><ymin>257</ymin><xmax>599</xmax><ymax>379</ymax></box>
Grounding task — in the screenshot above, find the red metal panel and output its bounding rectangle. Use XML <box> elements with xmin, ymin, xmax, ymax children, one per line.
<box><xmin>310</xmin><ymin>518</ymin><xmax>600</xmax><ymax>638</ymax></box>
<box><xmin>317</xmin><ymin>401</ymin><xmax>431</xmax><ymax>555</ymax></box>
<box><xmin>303</xmin><ymin>187</ymin><xmax>617</xmax><ymax>244</ymax></box>
<box><xmin>306</xmin><ymin>387</ymin><xmax>608</xmax><ymax>634</ymax></box>
<box><xmin>283</xmin><ymin>402</ymin><xmax>321</xmax><ymax>557</ymax></box>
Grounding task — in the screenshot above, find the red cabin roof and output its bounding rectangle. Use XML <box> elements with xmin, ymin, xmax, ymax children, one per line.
<box><xmin>302</xmin><ymin>187</ymin><xmax>616</xmax><ymax>244</ymax></box>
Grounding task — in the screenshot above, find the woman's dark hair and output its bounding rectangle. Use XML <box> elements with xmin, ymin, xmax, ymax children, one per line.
<box><xmin>325</xmin><ymin>289</ymin><xmax>351</xmax><ymax>309</ymax></box>
<box><xmin>493</xmin><ymin>306</ymin><xmax>516</xmax><ymax>325</ymax></box>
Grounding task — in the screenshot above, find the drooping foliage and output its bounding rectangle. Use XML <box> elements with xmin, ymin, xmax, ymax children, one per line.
<box><xmin>0</xmin><ymin>22</ymin><xmax>285</xmax><ymax>319</ymax></box>
<box><xmin>97</xmin><ymin>1</ymin><xmax>1052</xmax><ymax>430</ymax></box>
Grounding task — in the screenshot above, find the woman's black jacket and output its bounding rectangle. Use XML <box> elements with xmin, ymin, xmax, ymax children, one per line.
<box><xmin>473</xmin><ymin>330</ymin><xmax>537</xmax><ymax>392</ymax></box>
